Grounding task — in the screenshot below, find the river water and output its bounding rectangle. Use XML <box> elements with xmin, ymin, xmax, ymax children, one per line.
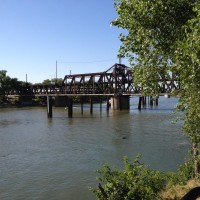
<box><xmin>0</xmin><ymin>96</ymin><xmax>190</xmax><ymax>200</ymax></box>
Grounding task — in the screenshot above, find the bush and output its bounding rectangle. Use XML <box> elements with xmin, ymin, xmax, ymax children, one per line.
<box><xmin>92</xmin><ymin>155</ymin><xmax>166</xmax><ymax>200</ymax></box>
<box><xmin>166</xmin><ymin>154</ymin><xmax>195</xmax><ymax>187</ymax></box>
<box><xmin>160</xmin><ymin>156</ymin><xmax>195</xmax><ymax>200</ymax></box>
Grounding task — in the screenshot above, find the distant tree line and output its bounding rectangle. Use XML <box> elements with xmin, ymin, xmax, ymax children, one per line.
<box><xmin>42</xmin><ymin>78</ymin><xmax>63</xmax><ymax>85</ymax></box>
<box><xmin>0</xmin><ymin>70</ymin><xmax>65</xmax><ymax>96</ymax></box>
<box><xmin>0</xmin><ymin>70</ymin><xmax>31</xmax><ymax>96</ymax></box>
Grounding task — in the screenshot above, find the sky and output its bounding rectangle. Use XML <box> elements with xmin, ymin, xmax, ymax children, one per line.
<box><xmin>0</xmin><ymin>0</ymin><xmax>128</xmax><ymax>83</ymax></box>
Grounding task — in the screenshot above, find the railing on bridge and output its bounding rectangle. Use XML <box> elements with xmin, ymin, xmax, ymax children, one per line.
<box><xmin>5</xmin><ymin>63</ymin><xmax>179</xmax><ymax>96</ymax></box>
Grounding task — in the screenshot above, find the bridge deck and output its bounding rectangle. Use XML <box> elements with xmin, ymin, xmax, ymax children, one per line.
<box><xmin>3</xmin><ymin>63</ymin><xmax>179</xmax><ymax>96</ymax></box>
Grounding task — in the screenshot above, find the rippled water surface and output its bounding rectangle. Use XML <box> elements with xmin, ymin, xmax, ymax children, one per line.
<box><xmin>0</xmin><ymin>97</ymin><xmax>190</xmax><ymax>200</ymax></box>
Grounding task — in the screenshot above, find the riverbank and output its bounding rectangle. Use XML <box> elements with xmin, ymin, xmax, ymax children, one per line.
<box><xmin>0</xmin><ymin>95</ymin><xmax>108</xmax><ymax>108</ymax></box>
<box><xmin>161</xmin><ymin>179</ymin><xmax>200</xmax><ymax>199</ymax></box>
<box><xmin>0</xmin><ymin>95</ymin><xmax>47</xmax><ymax>108</ymax></box>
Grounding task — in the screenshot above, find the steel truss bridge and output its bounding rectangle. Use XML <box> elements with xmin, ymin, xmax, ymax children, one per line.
<box><xmin>6</xmin><ymin>63</ymin><xmax>179</xmax><ymax>96</ymax></box>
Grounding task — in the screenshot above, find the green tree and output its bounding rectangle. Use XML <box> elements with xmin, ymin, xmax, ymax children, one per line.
<box><xmin>0</xmin><ymin>70</ymin><xmax>7</xmax><ymax>92</ymax></box>
<box><xmin>43</xmin><ymin>78</ymin><xmax>63</xmax><ymax>85</ymax></box>
<box><xmin>42</xmin><ymin>79</ymin><xmax>51</xmax><ymax>84</ymax></box>
<box><xmin>0</xmin><ymin>70</ymin><xmax>31</xmax><ymax>96</ymax></box>
<box><xmin>112</xmin><ymin>0</ymin><xmax>200</xmax><ymax>177</ymax></box>
<box><xmin>0</xmin><ymin>70</ymin><xmax>9</xmax><ymax>95</ymax></box>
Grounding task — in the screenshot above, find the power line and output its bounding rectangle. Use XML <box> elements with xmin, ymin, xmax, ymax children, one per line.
<box><xmin>57</xmin><ymin>58</ymin><xmax>118</xmax><ymax>64</ymax></box>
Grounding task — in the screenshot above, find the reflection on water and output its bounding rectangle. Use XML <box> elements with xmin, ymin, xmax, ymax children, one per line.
<box><xmin>0</xmin><ymin>97</ymin><xmax>190</xmax><ymax>200</ymax></box>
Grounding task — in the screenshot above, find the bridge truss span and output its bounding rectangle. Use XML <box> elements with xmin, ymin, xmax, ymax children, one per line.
<box><xmin>62</xmin><ymin>64</ymin><xmax>137</xmax><ymax>95</ymax></box>
<box><xmin>4</xmin><ymin>63</ymin><xmax>180</xmax><ymax>96</ymax></box>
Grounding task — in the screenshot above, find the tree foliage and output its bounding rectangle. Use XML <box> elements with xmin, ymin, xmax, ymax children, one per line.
<box><xmin>112</xmin><ymin>0</ymin><xmax>200</xmax><ymax>177</ymax></box>
<box><xmin>42</xmin><ymin>78</ymin><xmax>63</xmax><ymax>85</ymax></box>
<box><xmin>0</xmin><ymin>70</ymin><xmax>31</xmax><ymax>96</ymax></box>
<box><xmin>92</xmin><ymin>155</ymin><xmax>165</xmax><ymax>200</ymax></box>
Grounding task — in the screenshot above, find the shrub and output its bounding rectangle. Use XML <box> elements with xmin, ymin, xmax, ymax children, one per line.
<box><xmin>166</xmin><ymin>155</ymin><xmax>195</xmax><ymax>187</ymax></box>
<box><xmin>92</xmin><ymin>155</ymin><xmax>165</xmax><ymax>200</ymax></box>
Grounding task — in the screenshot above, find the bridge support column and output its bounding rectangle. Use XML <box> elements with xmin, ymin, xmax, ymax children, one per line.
<box><xmin>148</xmin><ymin>96</ymin><xmax>159</xmax><ymax>107</ymax></box>
<box><xmin>143</xmin><ymin>96</ymin><xmax>159</xmax><ymax>108</ymax></box>
<box><xmin>138</xmin><ymin>96</ymin><xmax>142</xmax><ymax>110</ymax></box>
<box><xmin>68</xmin><ymin>97</ymin><xmax>73</xmax><ymax>118</ymax></box>
<box><xmin>110</xmin><ymin>95</ymin><xmax>130</xmax><ymax>110</ymax></box>
<box><xmin>138</xmin><ymin>96</ymin><xmax>147</xmax><ymax>110</ymax></box>
<box><xmin>100</xmin><ymin>97</ymin><xmax>102</xmax><ymax>113</ymax></box>
<box><xmin>106</xmin><ymin>97</ymin><xmax>110</xmax><ymax>111</ymax></box>
<box><xmin>155</xmin><ymin>97</ymin><xmax>159</xmax><ymax>106</ymax></box>
<box><xmin>90</xmin><ymin>97</ymin><xmax>93</xmax><ymax>114</ymax></box>
<box><xmin>47</xmin><ymin>96</ymin><xmax>53</xmax><ymax>118</ymax></box>
<box><xmin>150</xmin><ymin>96</ymin><xmax>154</xmax><ymax>106</ymax></box>
<box><xmin>143</xmin><ymin>96</ymin><xmax>147</xmax><ymax>107</ymax></box>
<box><xmin>81</xmin><ymin>97</ymin><xmax>84</xmax><ymax>115</ymax></box>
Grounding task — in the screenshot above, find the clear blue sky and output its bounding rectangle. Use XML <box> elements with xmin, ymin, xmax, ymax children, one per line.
<box><xmin>0</xmin><ymin>0</ymin><xmax>128</xmax><ymax>83</ymax></box>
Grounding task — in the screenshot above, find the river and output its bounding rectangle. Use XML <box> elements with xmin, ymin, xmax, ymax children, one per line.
<box><xmin>0</xmin><ymin>96</ymin><xmax>190</xmax><ymax>200</ymax></box>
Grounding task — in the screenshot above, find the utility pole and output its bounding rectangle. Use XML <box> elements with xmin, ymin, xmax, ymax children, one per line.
<box><xmin>119</xmin><ymin>57</ymin><xmax>122</xmax><ymax>64</ymax></box>
<box><xmin>56</xmin><ymin>60</ymin><xmax>57</xmax><ymax>83</ymax></box>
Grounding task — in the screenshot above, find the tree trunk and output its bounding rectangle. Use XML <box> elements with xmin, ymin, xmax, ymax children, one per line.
<box><xmin>192</xmin><ymin>142</ymin><xmax>200</xmax><ymax>179</ymax></box>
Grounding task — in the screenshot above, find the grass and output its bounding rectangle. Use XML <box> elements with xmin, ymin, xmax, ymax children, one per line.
<box><xmin>160</xmin><ymin>179</ymin><xmax>200</xmax><ymax>200</ymax></box>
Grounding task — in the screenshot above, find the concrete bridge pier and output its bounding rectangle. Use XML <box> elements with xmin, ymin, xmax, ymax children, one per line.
<box><xmin>47</xmin><ymin>96</ymin><xmax>53</xmax><ymax>118</ymax></box>
<box><xmin>110</xmin><ymin>95</ymin><xmax>130</xmax><ymax>110</ymax></box>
